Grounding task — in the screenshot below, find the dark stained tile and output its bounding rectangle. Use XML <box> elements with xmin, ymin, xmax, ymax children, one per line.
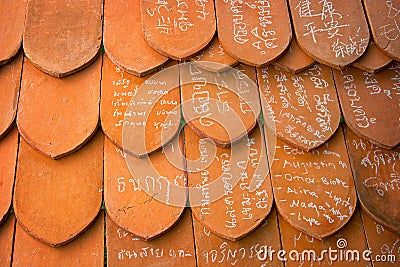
<box><xmin>23</xmin><ymin>0</ymin><xmax>102</xmax><ymax>77</ymax></box>
<box><xmin>13</xmin><ymin>131</ymin><xmax>103</xmax><ymax>247</ymax></box>
<box><xmin>103</xmin><ymin>0</ymin><xmax>169</xmax><ymax>76</ymax></box>
<box><xmin>266</xmin><ymin>126</ymin><xmax>357</xmax><ymax>240</ymax></box>
<box><xmin>180</xmin><ymin>63</ymin><xmax>260</xmax><ymax>147</ymax></box>
<box><xmin>0</xmin><ymin>53</ymin><xmax>22</xmax><ymax>139</ymax></box>
<box><xmin>273</xmin><ymin>39</ymin><xmax>315</xmax><ymax>74</ymax></box>
<box><xmin>333</xmin><ymin>62</ymin><xmax>400</xmax><ymax>148</ymax></box>
<box><xmin>106</xmin><ymin>209</ymin><xmax>196</xmax><ymax>266</ymax></box>
<box><xmin>0</xmin><ymin>128</ymin><xmax>18</xmax><ymax>225</ymax></box>
<box><xmin>140</xmin><ymin>0</ymin><xmax>215</xmax><ymax>60</ymax></box>
<box><xmin>0</xmin><ymin>0</ymin><xmax>26</xmax><ymax>65</ymax></box>
<box><xmin>344</xmin><ymin>125</ymin><xmax>400</xmax><ymax>234</ymax></box>
<box><xmin>17</xmin><ymin>57</ymin><xmax>101</xmax><ymax>159</ymax></box>
<box><xmin>257</xmin><ymin>63</ymin><xmax>340</xmax><ymax>151</ymax></box>
<box><xmin>13</xmin><ymin>212</ymin><xmax>104</xmax><ymax>267</ymax></box>
<box><xmin>352</xmin><ymin>43</ymin><xmax>393</xmax><ymax>73</ymax></box>
<box><xmin>215</xmin><ymin>0</ymin><xmax>292</xmax><ymax>67</ymax></box>
<box><xmin>288</xmin><ymin>0</ymin><xmax>370</xmax><ymax>69</ymax></box>
<box><xmin>0</xmin><ymin>214</ymin><xmax>15</xmax><ymax>267</ymax></box>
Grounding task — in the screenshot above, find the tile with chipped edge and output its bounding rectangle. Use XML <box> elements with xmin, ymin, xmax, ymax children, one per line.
<box><xmin>273</xmin><ymin>39</ymin><xmax>315</xmax><ymax>74</ymax></box>
<box><xmin>352</xmin><ymin>42</ymin><xmax>393</xmax><ymax>73</ymax></box>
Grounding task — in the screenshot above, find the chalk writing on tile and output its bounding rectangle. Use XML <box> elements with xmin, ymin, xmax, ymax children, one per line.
<box><xmin>379</xmin><ymin>1</ymin><xmax>400</xmax><ymax>41</ymax></box>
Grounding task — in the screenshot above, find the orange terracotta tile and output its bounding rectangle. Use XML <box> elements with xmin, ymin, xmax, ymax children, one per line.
<box><xmin>106</xmin><ymin>209</ymin><xmax>196</xmax><ymax>266</ymax></box>
<box><xmin>215</xmin><ymin>0</ymin><xmax>292</xmax><ymax>67</ymax></box>
<box><xmin>140</xmin><ymin>0</ymin><xmax>215</xmax><ymax>60</ymax></box>
<box><xmin>288</xmin><ymin>0</ymin><xmax>370</xmax><ymax>69</ymax></box>
<box><xmin>344</xmin><ymin>126</ymin><xmax>400</xmax><ymax>234</ymax></box>
<box><xmin>0</xmin><ymin>0</ymin><xmax>26</xmax><ymax>65</ymax></box>
<box><xmin>23</xmin><ymin>0</ymin><xmax>102</xmax><ymax>77</ymax></box>
<box><xmin>0</xmin><ymin>214</ymin><xmax>15</xmax><ymax>267</ymax></box>
<box><xmin>257</xmin><ymin>63</ymin><xmax>340</xmax><ymax>151</ymax></box>
<box><xmin>273</xmin><ymin>39</ymin><xmax>315</xmax><ymax>74</ymax></box>
<box><xmin>278</xmin><ymin>209</ymin><xmax>371</xmax><ymax>266</ymax></box>
<box><xmin>266</xmin><ymin>126</ymin><xmax>357</xmax><ymax>240</ymax></box>
<box><xmin>186</xmin><ymin>124</ymin><xmax>273</xmax><ymax>241</ymax></box>
<box><xmin>104</xmin><ymin>134</ymin><xmax>186</xmax><ymax>240</ymax></box>
<box><xmin>180</xmin><ymin>63</ymin><xmax>260</xmax><ymax>147</ymax></box>
<box><xmin>363</xmin><ymin>0</ymin><xmax>400</xmax><ymax>61</ymax></box>
<box><xmin>352</xmin><ymin>43</ymin><xmax>393</xmax><ymax>73</ymax></box>
<box><xmin>13</xmin><ymin>131</ymin><xmax>103</xmax><ymax>247</ymax></box>
<box><xmin>0</xmin><ymin>128</ymin><xmax>18</xmax><ymax>224</ymax></box>
<box><xmin>101</xmin><ymin>56</ymin><xmax>180</xmax><ymax>157</ymax></box>
<box><xmin>17</xmin><ymin>57</ymin><xmax>101</xmax><ymax>159</ymax></box>
<box><xmin>192</xmin><ymin>207</ymin><xmax>283</xmax><ymax>267</ymax></box>
<box><xmin>103</xmin><ymin>0</ymin><xmax>169</xmax><ymax>76</ymax></box>
<box><xmin>13</xmin><ymin>212</ymin><xmax>104</xmax><ymax>266</ymax></box>
<box><xmin>361</xmin><ymin>210</ymin><xmax>400</xmax><ymax>266</ymax></box>
<box><xmin>333</xmin><ymin>62</ymin><xmax>400</xmax><ymax>149</ymax></box>
<box><xmin>0</xmin><ymin>53</ymin><xmax>22</xmax><ymax>138</ymax></box>
<box><xmin>190</xmin><ymin>36</ymin><xmax>239</xmax><ymax>72</ymax></box>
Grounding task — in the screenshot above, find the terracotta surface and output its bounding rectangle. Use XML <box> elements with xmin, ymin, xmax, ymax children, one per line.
<box><xmin>0</xmin><ymin>0</ymin><xmax>26</xmax><ymax>65</ymax></box>
<box><xmin>192</xmin><ymin>207</ymin><xmax>283</xmax><ymax>267</ymax></box>
<box><xmin>0</xmin><ymin>128</ymin><xmax>18</xmax><ymax>224</ymax></box>
<box><xmin>363</xmin><ymin>0</ymin><xmax>400</xmax><ymax>61</ymax></box>
<box><xmin>13</xmin><ymin>131</ymin><xmax>103</xmax><ymax>247</ymax></box>
<box><xmin>257</xmin><ymin>63</ymin><xmax>341</xmax><ymax>151</ymax></box>
<box><xmin>352</xmin><ymin>43</ymin><xmax>393</xmax><ymax>73</ymax></box>
<box><xmin>104</xmin><ymin>0</ymin><xmax>169</xmax><ymax>76</ymax></box>
<box><xmin>361</xmin><ymin>210</ymin><xmax>400</xmax><ymax>266</ymax></box>
<box><xmin>273</xmin><ymin>39</ymin><xmax>315</xmax><ymax>74</ymax></box>
<box><xmin>0</xmin><ymin>214</ymin><xmax>15</xmax><ymax>266</ymax></box>
<box><xmin>0</xmin><ymin>53</ymin><xmax>23</xmax><ymax>138</ymax></box>
<box><xmin>215</xmin><ymin>0</ymin><xmax>292</xmax><ymax>67</ymax></box>
<box><xmin>288</xmin><ymin>0</ymin><xmax>370</xmax><ymax>69</ymax></box>
<box><xmin>344</xmin><ymin>126</ymin><xmax>400</xmax><ymax>234</ymax></box>
<box><xmin>17</xmin><ymin>57</ymin><xmax>101</xmax><ymax>159</ymax></box>
<box><xmin>105</xmin><ymin>134</ymin><xmax>186</xmax><ymax>240</ymax></box>
<box><xmin>180</xmin><ymin>63</ymin><xmax>261</xmax><ymax>147</ymax></box>
<box><xmin>190</xmin><ymin>36</ymin><xmax>239</xmax><ymax>72</ymax></box>
<box><xmin>13</xmin><ymin>212</ymin><xmax>104</xmax><ymax>267</ymax></box>
<box><xmin>23</xmin><ymin>0</ymin><xmax>102</xmax><ymax>77</ymax></box>
<box><xmin>267</xmin><ymin>126</ymin><xmax>357</xmax><ymax>240</ymax></box>
<box><xmin>186</xmin><ymin>125</ymin><xmax>273</xmax><ymax>241</ymax></box>
<box><xmin>106</xmin><ymin>209</ymin><xmax>196</xmax><ymax>266</ymax></box>
<box><xmin>333</xmin><ymin>62</ymin><xmax>400</xmax><ymax>148</ymax></box>
<box><xmin>140</xmin><ymin>0</ymin><xmax>216</xmax><ymax>60</ymax></box>
<box><xmin>278</xmin><ymin>210</ymin><xmax>371</xmax><ymax>266</ymax></box>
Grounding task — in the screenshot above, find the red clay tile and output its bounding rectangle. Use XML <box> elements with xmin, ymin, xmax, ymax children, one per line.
<box><xmin>105</xmin><ymin>134</ymin><xmax>186</xmax><ymax>241</ymax></box>
<box><xmin>333</xmin><ymin>62</ymin><xmax>400</xmax><ymax>148</ymax></box>
<box><xmin>361</xmin><ymin>210</ymin><xmax>400</xmax><ymax>266</ymax></box>
<box><xmin>13</xmin><ymin>212</ymin><xmax>104</xmax><ymax>266</ymax></box>
<box><xmin>288</xmin><ymin>0</ymin><xmax>370</xmax><ymax>69</ymax></box>
<box><xmin>0</xmin><ymin>128</ymin><xmax>18</xmax><ymax>225</ymax></box>
<box><xmin>104</xmin><ymin>0</ymin><xmax>169</xmax><ymax>76</ymax></box>
<box><xmin>23</xmin><ymin>0</ymin><xmax>102</xmax><ymax>77</ymax></box>
<box><xmin>363</xmin><ymin>0</ymin><xmax>400</xmax><ymax>61</ymax></box>
<box><xmin>190</xmin><ymin>36</ymin><xmax>239</xmax><ymax>72</ymax></box>
<box><xmin>0</xmin><ymin>214</ymin><xmax>15</xmax><ymax>267</ymax></box>
<box><xmin>180</xmin><ymin>63</ymin><xmax>261</xmax><ymax>147</ymax></box>
<box><xmin>192</xmin><ymin>207</ymin><xmax>283</xmax><ymax>266</ymax></box>
<box><xmin>0</xmin><ymin>0</ymin><xmax>26</xmax><ymax>65</ymax></box>
<box><xmin>13</xmin><ymin>131</ymin><xmax>103</xmax><ymax>247</ymax></box>
<box><xmin>257</xmin><ymin>63</ymin><xmax>340</xmax><ymax>151</ymax></box>
<box><xmin>267</xmin><ymin>126</ymin><xmax>357</xmax><ymax>240</ymax></box>
<box><xmin>273</xmin><ymin>39</ymin><xmax>315</xmax><ymax>74</ymax></box>
<box><xmin>344</xmin><ymin>126</ymin><xmax>400</xmax><ymax>234</ymax></box>
<box><xmin>106</xmin><ymin>209</ymin><xmax>196</xmax><ymax>266</ymax></box>
<box><xmin>186</xmin><ymin>125</ymin><xmax>273</xmax><ymax>241</ymax></box>
<box><xmin>215</xmin><ymin>0</ymin><xmax>292</xmax><ymax>67</ymax></box>
<box><xmin>278</xmin><ymin>210</ymin><xmax>371</xmax><ymax>267</ymax></box>
<box><xmin>17</xmin><ymin>57</ymin><xmax>101</xmax><ymax>159</ymax></box>
<box><xmin>352</xmin><ymin>43</ymin><xmax>393</xmax><ymax>73</ymax></box>
<box><xmin>140</xmin><ymin>0</ymin><xmax>216</xmax><ymax>60</ymax></box>
<box><xmin>0</xmin><ymin>53</ymin><xmax>22</xmax><ymax>138</ymax></box>
<box><xmin>101</xmin><ymin>56</ymin><xmax>181</xmax><ymax>157</ymax></box>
